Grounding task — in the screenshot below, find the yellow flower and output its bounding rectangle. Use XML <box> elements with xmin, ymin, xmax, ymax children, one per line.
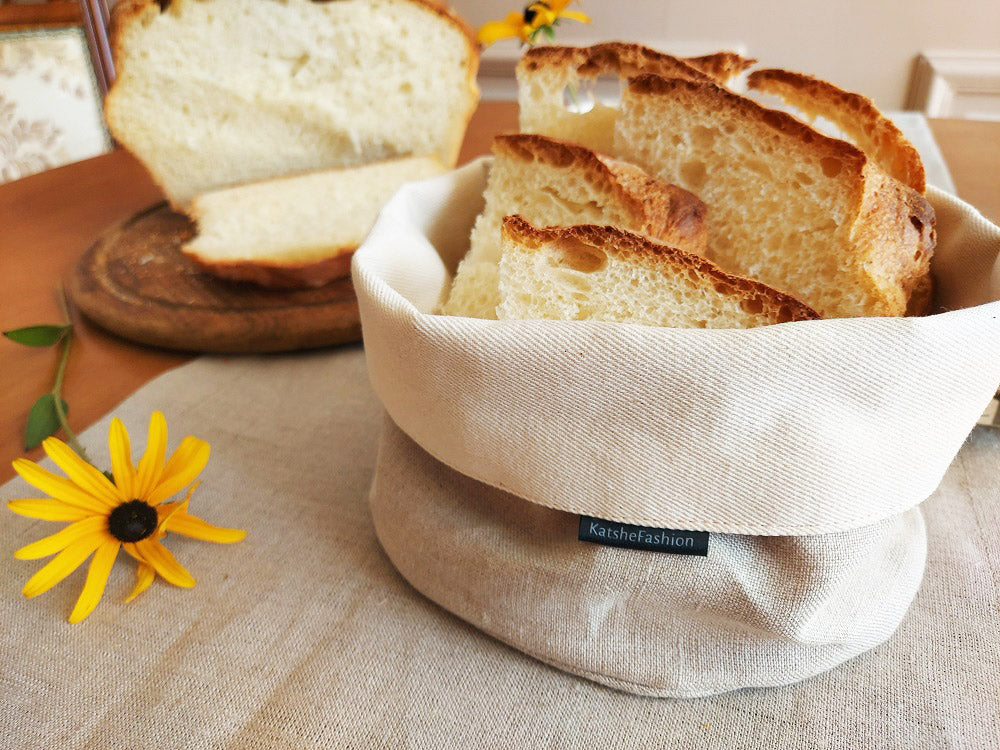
<box><xmin>477</xmin><ymin>0</ymin><xmax>591</xmax><ymax>48</ymax></box>
<box><xmin>8</xmin><ymin>411</ymin><xmax>245</xmax><ymax>623</ymax></box>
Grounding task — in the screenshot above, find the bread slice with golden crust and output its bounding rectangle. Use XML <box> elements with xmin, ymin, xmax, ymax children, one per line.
<box><xmin>106</xmin><ymin>0</ymin><xmax>479</xmax><ymax>208</ymax></box>
<box><xmin>747</xmin><ymin>68</ymin><xmax>926</xmax><ymax>193</ymax></box>
<box><xmin>497</xmin><ymin>215</ymin><xmax>819</xmax><ymax>327</ymax></box>
<box><xmin>615</xmin><ymin>74</ymin><xmax>935</xmax><ymax>318</ymax></box>
<box><xmin>516</xmin><ymin>42</ymin><xmax>752</xmax><ymax>154</ymax></box>
<box><xmin>439</xmin><ymin>133</ymin><xmax>708</xmax><ymax>319</ymax></box>
<box><xmin>183</xmin><ymin>156</ymin><xmax>445</xmax><ymax>288</ymax></box>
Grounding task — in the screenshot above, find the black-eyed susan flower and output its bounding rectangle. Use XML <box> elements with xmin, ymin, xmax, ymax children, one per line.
<box><xmin>7</xmin><ymin>411</ymin><xmax>245</xmax><ymax>623</ymax></box>
<box><xmin>477</xmin><ymin>0</ymin><xmax>590</xmax><ymax>48</ymax></box>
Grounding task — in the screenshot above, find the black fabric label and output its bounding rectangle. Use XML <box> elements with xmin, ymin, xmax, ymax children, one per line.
<box><xmin>578</xmin><ymin>516</ymin><xmax>709</xmax><ymax>556</ymax></box>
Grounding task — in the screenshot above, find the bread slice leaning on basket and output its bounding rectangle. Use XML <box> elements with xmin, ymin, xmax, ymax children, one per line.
<box><xmin>614</xmin><ymin>74</ymin><xmax>935</xmax><ymax>318</ymax></box>
<box><xmin>105</xmin><ymin>0</ymin><xmax>479</xmax><ymax>208</ymax></box>
<box><xmin>496</xmin><ymin>215</ymin><xmax>820</xmax><ymax>328</ymax></box>
<box><xmin>439</xmin><ymin>133</ymin><xmax>708</xmax><ymax>319</ymax></box>
<box><xmin>516</xmin><ymin>44</ymin><xmax>935</xmax><ymax>318</ymax></box>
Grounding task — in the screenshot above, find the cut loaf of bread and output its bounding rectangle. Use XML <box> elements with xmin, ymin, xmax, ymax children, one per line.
<box><xmin>497</xmin><ymin>216</ymin><xmax>819</xmax><ymax>328</ymax></box>
<box><xmin>517</xmin><ymin>43</ymin><xmax>754</xmax><ymax>154</ymax></box>
<box><xmin>183</xmin><ymin>156</ymin><xmax>445</xmax><ymax>288</ymax></box>
<box><xmin>106</xmin><ymin>0</ymin><xmax>479</xmax><ymax>208</ymax></box>
<box><xmin>614</xmin><ymin>75</ymin><xmax>935</xmax><ymax>318</ymax></box>
<box><xmin>439</xmin><ymin>133</ymin><xmax>708</xmax><ymax>319</ymax></box>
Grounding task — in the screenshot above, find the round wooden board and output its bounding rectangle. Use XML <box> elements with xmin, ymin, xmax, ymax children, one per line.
<box><xmin>68</xmin><ymin>203</ymin><xmax>362</xmax><ymax>353</ymax></box>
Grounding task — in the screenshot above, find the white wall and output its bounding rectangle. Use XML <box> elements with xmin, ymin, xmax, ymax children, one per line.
<box><xmin>453</xmin><ymin>0</ymin><xmax>1000</xmax><ymax>109</ymax></box>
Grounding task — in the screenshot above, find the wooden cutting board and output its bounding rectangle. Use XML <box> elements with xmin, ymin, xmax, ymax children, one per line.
<box><xmin>68</xmin><ymin>203</ymin><xmax>362</xmax><ymax>353</ymax></box>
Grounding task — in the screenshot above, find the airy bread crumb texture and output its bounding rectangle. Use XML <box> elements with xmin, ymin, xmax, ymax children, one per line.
<box><xmin>106</xmin><ymin>0</ymin><xmax>478</xmax><ymax>207</ymax></box>
<box><xmin>440</xmin><ymin>133</ymin><xmax>707</xmax><ymax>319</ymax></box>
<box><xmin>497</xmin><ymin>216</ymin><xmax>819</xmax><ymax>328</ymax></box>
<box><xmin>183</xmin><ymin>156</ymin><xmax>445</xmax><ymax>287</ymax></box>
<box><xmin>615</xmin><ymin>76</ymin><xmax>934</xmax><ymax>318</ymax></box>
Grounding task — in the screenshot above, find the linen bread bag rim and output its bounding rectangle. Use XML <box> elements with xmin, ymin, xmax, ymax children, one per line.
<box><xmin>352</xmin><ymin>158</ymin><xmax>1000</xmax><ymax>536</ymax></box>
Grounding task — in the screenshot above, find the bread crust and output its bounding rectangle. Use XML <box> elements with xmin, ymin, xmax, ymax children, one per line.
<box><xmin>502</xmin><ymin>215</ymin><xmax>821</xmax><ymax>324</ymax></box>
<box><xmin>683</xmin><ymin>51</ymin><xmax>757</xmax><ymax>83</ymax></box>
<box><xmin>109</xmin><ymin>0</ymin><xmax>478</xmax><ymax>53</ymax></box>
<box><xmin>184</xmin><ymin>249</ymin><xmax>356</xmax><ymax>289</ymax></box>
<box><xmin>492</xmin><ymin>133</ymin><xmax>708</xmax><ymax>255</ymax></box>
<box><xmin>517</xmin><ymin>42</ymin><xmax>713</xmax><ymax>83</ymax></box>
<box><xmin>748</xmin><ymin>68</ymin><xmax>926</xmax><ymax>193</ymax></box>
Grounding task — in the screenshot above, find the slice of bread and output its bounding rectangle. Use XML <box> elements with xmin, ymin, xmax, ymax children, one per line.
<box><xmin>182</xmin><ymin>156</ymin><xmax>445</xmax><ymax>288</ymax></box>
<box><xmin>106</xmin><ymin>0</ymin><xmax>479</xmax><ymax>208</ymax></box>
<box><xmin>516</xmin><ymin>43</ymin><xmax>753</xmax><ymax>154</ymax></box>
<box><xmin>614</xmin><ymin>75</ymin><xmax>935</xmax><ymax>318</ymax></box>
<box><xmin>747</xmin><ymin>68</ymin><xmax>926</xmax><ymax>193</ymax></box>
<box><xmin>439</xmin><ymin>133</ymin><xmax>708</xmax><ymax>319</ymax></box>
<box><xmin>497</xmin><ymin>215</ymin><xmax>819</xmax><ymax>327</ymax></box>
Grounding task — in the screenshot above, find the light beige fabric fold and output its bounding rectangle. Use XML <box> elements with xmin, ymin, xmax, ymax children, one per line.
<box><xmin>353</xmin><ymin>161</ymin><xmax>1000</xmax><ymax>535</ymax></box>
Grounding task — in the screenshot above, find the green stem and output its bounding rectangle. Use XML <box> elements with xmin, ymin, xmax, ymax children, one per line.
<box><xmin>52</xmin><ymin>285</ymin><xmax>91</xmax><ymax>465</ymax></box>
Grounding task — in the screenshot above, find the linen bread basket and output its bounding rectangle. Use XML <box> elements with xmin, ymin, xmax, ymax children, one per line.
<box><xmin>352</xmin><ymin>159</ymin><xmax>1000</xmax><ymax>698</ymax></box>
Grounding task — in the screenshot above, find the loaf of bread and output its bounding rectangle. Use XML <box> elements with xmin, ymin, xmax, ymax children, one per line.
<box><xmin>106</xmin><ymin>0</ymin><xmax>479</xmax><ymax>208</ymax></box>
<box><xmin>614</xmin><ymin>75</ymin><xmax>935</xmax><ymax>318</ymax></box>
<box><xmin>497</xmin><ymin>216</ymin><xmax>819</xmax><ymax>327</ymax></box>
<box><xmin>182</xmin><ymin>156</ymin><xmax>446</xmax><ymax>288</ymax></box>
<box><xmin>516</xmin><ymin>43</ymin><xmax>754</xmax><ymax>154</ymax></box>
<box><xmin>439</xmin><ymin>133</ymin><xmax>708</xmax><ymax>319</ymax></box>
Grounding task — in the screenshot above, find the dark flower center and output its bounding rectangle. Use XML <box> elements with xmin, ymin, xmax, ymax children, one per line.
<box><xmin>523</xmin><ymin>2</ymin><xmax>549</xmax><ymax>24</ymax></box>
<box><xmin>108</xmin><ymin>500</ymin><xmax>159</xmax><ymax>543</ymax></box>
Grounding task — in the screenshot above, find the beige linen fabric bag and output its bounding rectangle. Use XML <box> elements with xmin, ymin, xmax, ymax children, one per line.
<box><xmin>352</xmin><ymin>159</ymin><xmax>1000</xmax><ymax>697</ymax></box>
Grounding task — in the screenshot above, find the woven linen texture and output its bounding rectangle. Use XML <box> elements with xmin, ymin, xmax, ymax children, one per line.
<box><xmin>2</xmin><ymin>351</ymin><xmax>998</xmax><ymax>747</ymax></box>
<box><xmin>352</xmin><ymin>162</ymin><xmax>1000</xmax><ymax>535</ymax></box>
<box><xmin>370</xmin><ymin>416</ymin><xmax>927</xmax><ymax>697</ymax></box>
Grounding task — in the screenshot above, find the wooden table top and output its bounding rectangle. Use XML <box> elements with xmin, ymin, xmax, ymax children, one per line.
<box><xmin>0</xmin><ymin>106</ymin><xmax>996</xmax><ymax>483</ymax></box>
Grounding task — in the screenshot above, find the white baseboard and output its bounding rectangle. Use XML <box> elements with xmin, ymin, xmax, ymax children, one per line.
<box><xmin>907</xmin><ymin>51</ymin><xmax>1000</xmax><ymax>121</ymax></box>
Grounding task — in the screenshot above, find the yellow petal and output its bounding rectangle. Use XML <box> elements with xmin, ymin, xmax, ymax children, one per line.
<box><xmin>125</xmin><ymin>562</ymin><xmax>156</xmax><ymax>603</ymax></box>
<box><xmin>12</xmin><ymin>459</ymin><xmax>111</xmax><ymax>513</ymax></box>
<box><xmin>135</xmin><ymin>538</ymin><xmax>195</xmax><ymax>588</ymax></box>
<box><xmin>533</xmin><ymin>7</ymin><xmax>557</xmax><ymax>26</ymax></box>
<box><xmin>22</xmin><ymin>533</ymin><xmax>105</xmax><ymax>598</ymax></box>
<box><xmin>15</xmin><ymin>516</ymin><xmax>109</xmax><ymax>560</ymax></box>
<box><xmin>68</xmin><ymin>540</ymin><xmax>120</xmax><ymax>623</ymax></box>
<box><xmin>156</xmin><ymin>485</ymin><xmax>193</xmax><ymax>533</ymax></box>
<box><xmin>146</xmin><ymin>437</ymin><xmax>209</xmax><ymax>505</ymax></box>
<box><xmin>166</xmin><ymin>510</ymin><xmax>247</xmax><ymax>544</ymax></box>
<box><xmin>7</xmin><ymin>498</ymin><xmax>92</xmax><ymax>522</ymax></box>
<box><xmin>108</xmin><ymin>418</ymin><xmax>136</xmax><ymax>500</ymax></box>
<box><xmin>476</xmin><ymin>18</ymin><xmax>521</xmax><ymax>46</ymax></box>
<box><xmin>134</xmin><ymin>411</ymin><xmax>168</xmax><ymax>501</ymax></box>
<box><xmin>42</xmin><ymin>438</ymin><xmax>122</xmax><ymax>506</ymax></box>
<box><xmin>558</xmin><ymin>9</ymin><xmax>590</xmax><ymax>23</ymax></box>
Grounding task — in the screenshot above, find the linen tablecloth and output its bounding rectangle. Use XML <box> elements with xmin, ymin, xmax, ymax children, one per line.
<box><xmin>2</xmin><ymin>348</ymin><xmax>998</xmax><ymax>748</ymax></box>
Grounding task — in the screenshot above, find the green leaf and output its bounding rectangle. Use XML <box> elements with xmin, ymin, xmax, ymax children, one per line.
<box><xmin>4</xmin><ymin>324</ymin><xmax>70</xmax><ymax>347</ymax></box>
<box><xmin>542</xmin><ymin>24</ymin><xmax>556</xmax><ymax>41</ymax></box>
<box><xmin>25</xmin><ymin>393</ymin><xmax>69</xmax><ymax>451</ymax></box>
